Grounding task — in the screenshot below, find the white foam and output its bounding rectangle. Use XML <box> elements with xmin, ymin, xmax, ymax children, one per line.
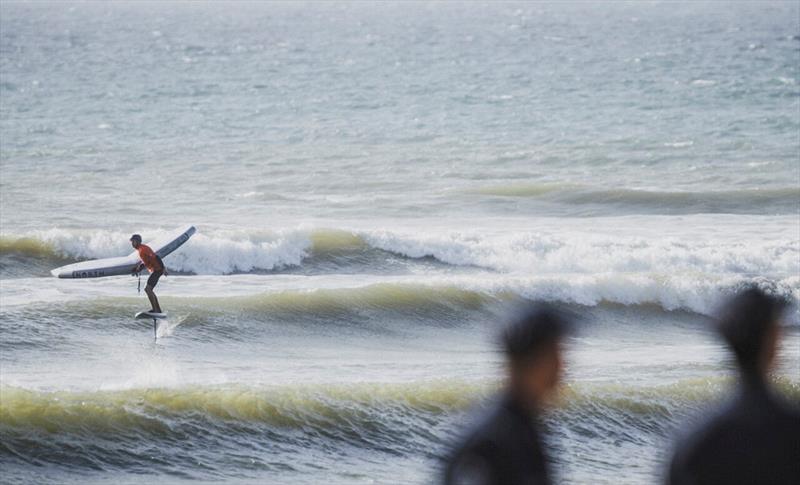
<box><xmin>362</xmin><ymin>228</ymin><xmax>799</xmax><ymax>279</ymax></box>
<box><xmin>164</xmin><ymin>231</ymin><xmax>310</xmax><ymax>274</ymax></box>
<box><xmin>19</xmin><ymin>227</ymin><xmax>314</xmax><ymax>275</ymax></box>
<box><xmin>8</xmin><ymin>221</ymin><xmax>800</xmax><ymax>279</ymax></box>
<box><xmin>12</xmin><ymin>221</ymin><xmax>800</xmax><ymax>276</ymax></box>
<box><xmin>155</xmin><ymin>314</ymin><xmax>188</xmax><ymax>339</ymax></box>
<box><xmin>663</xmin><ymin>141</ymin><xmax>694</xmax><ymax>148</ymax></box>
<box><xmin>4</xmin><ymin>219</ymin><xmax>798</xmax><ymax>315</ymax></box>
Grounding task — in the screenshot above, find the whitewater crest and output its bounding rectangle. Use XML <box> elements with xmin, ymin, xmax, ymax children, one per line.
<box><xmin>2</xmin><ymin>225</ymin><xmax>797</xmax><ymax>315</ymax></box>
<box><xmin>2</xmin><ymin>226</ymin><xmax>798</xmax><ymax>278</ymax></box>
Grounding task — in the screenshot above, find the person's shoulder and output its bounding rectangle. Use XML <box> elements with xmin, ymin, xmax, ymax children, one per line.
<box><xmin>735</xmin><ymin>384</ymin><xmax>800</xmax><ymax>430</ymax></box>
<box><xmin>451</xmin><ymin>400</ymin><xmax>510</xmax><ymax>454</ymax></box>
<box><xmin>470</xmin><ymin>397</ymin><xmax>530</xmax><ymax>444</ymax></box>
<box><xmin>770</xmin><ymin>390</ymin><xmax>800</xmax><ymax>419</ymax></box>
<box><xmin>444</xmin><ymin>396</ymin><xmax>539</xmax><ymax>484</ymax></box>
<box><xmin>675</xmin><ymin>390</ymin><xmax>759</xmax><ymax>449</ymax></box>
<box><xmin>764</xmin><ymin>390</ymin><xmax>800</xmax><ymax>437</ymax></box>
<box><xmin>666</xmin><ymin>399</ymin><xmax>736</xmax><ymax>482</ymax></box>
<box><xmin>444</xmin><ymin>400</ymin><xmax>509</xmax><ymax>473</ymax></box>
<box><xmin>667</xmin><ymin>388</ymin><xmax>800</xmax><ymax>485</ymax></box>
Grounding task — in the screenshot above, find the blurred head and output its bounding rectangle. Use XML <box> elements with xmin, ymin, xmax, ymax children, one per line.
<box><xmin>716</xmin><ymin>287</ymin><xmax>789</xmax><ymax>378</ymax></box>
<box><xmin>129</xmin><ymin>234</ymin><xmax>142</xmax><ymax>249</ymax></box>
<box><xmin>502</xmin><ymin>303</ymin><xmax>573</xmax><ymax>410</ymax></box>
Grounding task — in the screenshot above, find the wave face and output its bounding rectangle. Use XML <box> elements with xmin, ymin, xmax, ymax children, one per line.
<box><xmin>0</xmin><ymin>237</ymin><xmax>73</xmax><ymax>278</ymax></box>
<box><xmin>2</xmin><ymin>380</ymin><xmax>796</xmax><ymax>481</ymax></box>
<box><xmin>474</xmin><ymin>185</ymin><xmax>800</xmax><ymax>215</ymax></box>
<box><xmin>0</xmin><ymin>382</ymin><xmax>481</xmax><ymax>482</ymax></box>
<box><xmin>5</xmin><ymin>277</ymin><xmax>796</xmax><ymax>323</ymax></box>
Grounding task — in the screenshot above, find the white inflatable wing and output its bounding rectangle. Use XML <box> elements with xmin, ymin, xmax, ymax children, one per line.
<box><xmin>51</xmin><ymin>225</ymin><xmax>196</xmax><ymax>279</ymax></box>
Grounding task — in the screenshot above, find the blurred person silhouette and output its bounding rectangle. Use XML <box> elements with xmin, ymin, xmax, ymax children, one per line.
<box><xmin>666</xmin><ymin>287</ymin><xmax>800</xmax><ymax>485</ymax></box>
<box><xmin>443</xmin><ymin>303</ymin><xmax>573</xmax><ymax>485</ymax></box>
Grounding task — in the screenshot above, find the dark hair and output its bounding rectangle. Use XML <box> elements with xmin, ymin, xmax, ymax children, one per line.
<box><xmin>716</xmin><ymin>287</ymin><xmax>789</xmax><ymax>374</ymax></box>
<box><xmin>130</xmin><ymin>234</ymin><xmax>142</xmax><ymax>242</ymax></box>
<box><xmin>502</xmin><ymin>303</ymin><xmax>573</xmax><ymax>364</ymax></box>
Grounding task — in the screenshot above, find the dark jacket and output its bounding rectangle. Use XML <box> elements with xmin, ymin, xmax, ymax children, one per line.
<box><xmin>667</xmin><ymin>377</ymin><xmax>800</xmax><ymax>485</ymax></box>
<box><xmin>444</xmin><ymin>393</ymin><xmax>551</xmax><ymax>485</ymax></box>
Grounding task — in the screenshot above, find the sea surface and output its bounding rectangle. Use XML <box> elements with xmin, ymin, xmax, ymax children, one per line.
<box><xmin>1</xmin><ymin>2</ymin><xmax>799</xmax><ymax>484</ymax></box>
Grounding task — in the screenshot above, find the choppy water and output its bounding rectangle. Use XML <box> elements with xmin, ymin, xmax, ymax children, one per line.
<box><xmin>1</xmin><ymin>2</ymin><xmax>799</xmax><ymax>484</ymax></box>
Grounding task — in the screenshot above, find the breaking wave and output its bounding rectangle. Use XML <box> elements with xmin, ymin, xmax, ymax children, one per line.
<box><xmin>1</xmin><ymin>378</ymin><xmax>796</xmax><ymax>472</ymax></box>
<box><xmin>2</xmin><ymin>226</ymin><xmax>798</xmax><ymax>282</ymax></box>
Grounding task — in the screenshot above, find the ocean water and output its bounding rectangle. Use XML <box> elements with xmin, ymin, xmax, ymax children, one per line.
<box><xmin>1</xmin><ymin>2</ymin><xmax>799</xmax><ymax>484</ymax></box>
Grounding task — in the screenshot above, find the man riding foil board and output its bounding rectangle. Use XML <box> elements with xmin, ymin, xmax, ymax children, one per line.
<box><xmin>130</xmin><ymin>233</ymin><xmax>167</xmax><ymax>315</ymax></box>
